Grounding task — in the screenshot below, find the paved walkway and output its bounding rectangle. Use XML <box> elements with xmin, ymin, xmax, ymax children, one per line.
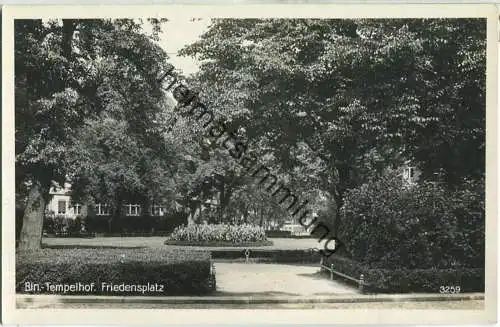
<box><xmin>214</xmin><ymin>262</ymin><xmax>358</xmax><ymax>296</ymax></box>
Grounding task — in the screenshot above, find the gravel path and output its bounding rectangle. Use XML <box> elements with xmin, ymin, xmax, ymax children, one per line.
<box><xmin>214</xmin><ymin>262</ymin><xmax>358</xmax><ymax>296</ymax></box>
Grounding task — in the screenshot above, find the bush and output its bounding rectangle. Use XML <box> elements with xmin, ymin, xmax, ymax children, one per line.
<box><xmin>86</xmin><ymin>215</ymin><xmax>111</xmax><ymax>234</ymax></box>
<box><xmin>324</xmin><ymin>254</ymin><xmax>484</xmax><ymax>293</ymax></box>
<box><xmin>80</xmin><ymin>211</ymin><xmax>188</xmax><ymax>234</ymax></box>
<box><xmin>364</xmin><ymin>267</ymin><xmax>484</xmax><ymax>293</ymax></box>
<box><xmin>211</xmin><ymin>249</ymin><xmax>321</xmax><ymax>263</ymax></box>
<box><xmin>166</xmin><ymin>224</ymin><xmax>267</xmax><ymax>244</ymax></box>
<box><xmin>265</xmin><ymin>230</ymin><xmax>292</xmax><ymax>238</ymax></box>
<box><xmin>116</xmin><ymin>215</ymin><xmax>157</xmax><ymax>233</ymax></box>
<box><xmin>339</xmin><ymin>171</ymin><xmax>484</xmax><ymax>270</ymax></box>
<box><xmin>16</xmin><ymin>248</ymin><xmax>214</xmax><ymax>296</ymax></box>
<box><xmin>163</xmin><ymin>210</ymin><xmax>189</xmax><ymax>232</ymax></box>
<box><xmin>43</xmin><ymin>215</ymin><xmax>91</xmax><ymax>237</ymax></box>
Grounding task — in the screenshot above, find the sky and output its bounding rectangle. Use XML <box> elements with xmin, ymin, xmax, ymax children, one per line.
<box><xmin>154</xmin><ymin>18</ymin><xmax>212</xmax><ymax>76</ymax></box>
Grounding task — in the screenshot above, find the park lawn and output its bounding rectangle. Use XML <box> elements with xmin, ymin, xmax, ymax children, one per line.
<box><xmin>42</xmin><ymin>236</ymin><xmax>320</xmax><ymax>250</ymax></box>
<box><xmin>16</xmin><ymin>248</ymin><xmax>214</xmax><ymax>296</ymax></box>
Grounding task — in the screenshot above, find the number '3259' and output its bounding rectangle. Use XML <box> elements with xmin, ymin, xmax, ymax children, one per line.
<box><xmin>439</xmin><ymin>286</ymin><xmax>461</xmax><ymax>293</ymax></box>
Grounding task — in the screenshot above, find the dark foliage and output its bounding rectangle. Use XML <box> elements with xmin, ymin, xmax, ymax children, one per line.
<box><xmin>50</xmin><ymin>210</ymin><xmax>189</xmax><ymax>235</ymax></box>
<box><xmin>210</xmin><ymin>249</ymin><xmax>322</xmax><ymax>263</ymax></box>
<box><xmin>324</xmin><ymin>254</ymin><xmax>484</xmax><ymax>293</ymax></box>
<box><xmin>43</xmin><ymin>215</ymin><xmax>91</xmax><ymax>237</ymax></box>
<box><xmin>16</xmin><ymin>248</ymin><xmax>214</xmax><ymax>296</ymax></box>
<box><xmin>338</xmin><ymin>171</ymin><xmax>485</xmax><ymax>270</ymax></box>
<box><xmin>265</xmin><ymin>230</ymin><xmax>292</xmax><ymax>238</ymax></box>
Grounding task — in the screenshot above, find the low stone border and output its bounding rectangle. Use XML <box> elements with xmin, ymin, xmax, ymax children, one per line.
<box><xmin>17</xmin><ymin>292</ymin><xmax>484</xmax><ymax>306</ymax></box>
<box><xmin>164</xmin><ymin>240</ymin><xmax>273</xmax><ymax>247</ymax></box>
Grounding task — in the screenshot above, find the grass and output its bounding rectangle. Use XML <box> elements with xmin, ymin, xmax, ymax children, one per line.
<box><xmin>42</xmin><ymin>236</ymin><xmax>319</xmax><ymax>250</ymax></box>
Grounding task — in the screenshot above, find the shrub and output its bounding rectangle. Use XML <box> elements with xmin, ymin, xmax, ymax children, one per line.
<box><xmin>16</xmin><ymin>248</ymin><xmax>214</xmax><ymax>296</ymax></box>
<box><xmin>265</xmin><ymin>230</ymin><xmax>292</xmax><ymax>238</ymax></box>
<box><xmin>117</xmin><ymin>215</ymin><xmax>157</xmax><ymax>233</ymax></box>
<box><xmin>43</xmin><ymin>215</ymin><xmax>91</xmax><ymax>237</ymax></box>
<box><xmin>338</xmin><ymin>171</ymin><xmax>484</xmax><ymax>270</ymax></box>
<box><xmin>166</xmin><ymin>224</ymin><xmax>267</xmax><ymax>244</ymax></box>
<box><xmin>211</xmin><ymin>249</ymin><xmax>321</xmax><ymax>263</ymax></box>
<box><xmin>324</xmin><ymin>254</ymin><xmax>484</xmax><ymax>293</ymax></box>
<box><xmin>86</xmin><ymin>215</ymin><xmax>111</xmax><ymax>233</ymax></box>
<box><xmin>79</xmin><ymin>211</ymin><xmax>188</xmax><ymax>234</ymax></box>
<box><xmin>163</xmin><ymin>210</ymin><xmax>189</xmax><ymax>232</ymax></box>
<box><xmin>364</xmin><ymin>267</ymin><xmax>484</xmax><ymax>293</ymax></box>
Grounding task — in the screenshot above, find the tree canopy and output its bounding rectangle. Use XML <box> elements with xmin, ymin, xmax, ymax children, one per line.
<box><xmin>179</xmin><ymin>18</ymin><xmax>486</xmax><ymax>229</ymax></box>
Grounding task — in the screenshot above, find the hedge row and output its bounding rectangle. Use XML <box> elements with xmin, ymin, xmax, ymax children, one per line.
<box><xmin>265</xmin><ymin>230</ymin><xmax>314</xmax><ymax>238</ymax></box>
<box><xmin>325</xmin><ymin>254</ymin><xmax>484</xmax><ymax>293</ymax></box>
<box><xmin>16</xmin><ymin>248</ymin><xmax>214</xmax><ymax>296</ymax></box>
<box><xmin>42</xmin><ymin>211</ymin><xmax>188</xmax><ymax>236</ymax></box>
<box><xmin>211</xmin><ymin>249</ymin><xmax>322</xmax><ymax>263</ymax></box>
<box><xmin>364</xmin><ymin>267</ymin><xmax>484</xmax><ymax>293</ymax></box>
<box><xmin>44</xmin><ymin>231</ymin><xmax>173</xmax><ymax>238</ymax></box>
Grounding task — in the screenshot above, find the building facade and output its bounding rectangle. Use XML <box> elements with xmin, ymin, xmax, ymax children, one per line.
<box><xmin>46</xmin><ymin>182</ymin><xmax>168</xmax><ymax>219</ymax></box>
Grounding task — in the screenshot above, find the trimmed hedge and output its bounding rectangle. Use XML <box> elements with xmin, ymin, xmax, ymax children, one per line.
<box><xmin>325</xmin><ymin>254</ymin><xmax>484</xmax><ymax>293</ymax></box>
<box><xmin>43</xmin><ymin>211</ymin><xmax>188</xmax><ymax>235</ymax></box>
<box><xmin>364</xmin><ymin>267</ymin><xmax>484</xmax><ymax>293</ymax></box>
<box><xmin>265</xmin><ymin>230</ymin><xmax>314</xmax><ymax>238</ymax></box>
<box><xmin>211</xmin><ymin>249</ymin><xmax>322</xmax><ymax>263</ymax></box>
<box><xmin>17</xmin><ymin>248</ymin><xmax>214</xmax><ymax>296</ymax></box>
<box><xmin>164</xmin><ymin>240</ymin><xmax>273</xmax><ymax>247</ymax></box>
<box><xmin>265</xmin><ymin>230</ymin><xmax>292</xmax><ymax>238</ymax></box>
<box><xmin>166</xmin><ymin>224</ymin><xmax>267</xmax><ymax>244</ymax></box>
<box><xmin>43</xmin><ymin>215</ymin><xmax>91</xmax><ymax>237</ymax></box>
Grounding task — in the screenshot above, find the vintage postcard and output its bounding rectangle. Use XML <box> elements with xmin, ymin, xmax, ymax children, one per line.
<box><xmin>1</xmin><ymin>3</ymin><xmax>498</xmax><ymax>325</ymax></box>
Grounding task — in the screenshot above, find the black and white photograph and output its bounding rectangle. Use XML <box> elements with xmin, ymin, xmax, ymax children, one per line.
<box><xmin>2</xmin><ymin>4</ymin><xmax>497</xmax><ymax>325</ymax></box>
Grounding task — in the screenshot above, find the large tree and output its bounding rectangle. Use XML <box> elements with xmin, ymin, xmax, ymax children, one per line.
<box><xmin>15</xmin><ymin>18</ymin><xmax>169</xmax><ymax>249</ymax></box>
<box><xmin>180</xmin><ymin>18</ymin><xmax>486</xmax><ymax>231</ymax></box>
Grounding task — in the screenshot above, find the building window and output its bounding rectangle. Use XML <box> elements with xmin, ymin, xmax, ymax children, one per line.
<box><xmin>57</xmin><ymin>200</ymin><xmax>67</xmax><ymax>215</ymax></box>
<box><xmin>125</xmin><ymin>204</ymin><xmax>141</xmax><ymax>216</ymax></box>
<box><xmin>73</xmin><ymin>204</ymin><xmax>82</xmax><ymax>215</ymax></box>
<box><xmin>95</xmin><ymin>203</ymin><xmax>110</xmax><ymax>216</ymax></box>
<box><xmin>403</xmin><ymin>167</ymin><xmax>416</xmax><ymax>183</ymax></box>
<box><xmin>151</xmin><ymin>204</ymin><xmax>165</xmax><ymax>217</ymax></box>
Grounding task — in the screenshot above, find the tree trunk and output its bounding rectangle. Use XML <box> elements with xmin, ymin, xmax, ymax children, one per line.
<box><xmin>332</xmin><ymin>188</ymin><xmax>343</xmax><ymax>236</ymax></box>
<box><xmin>218</xmin><ymin>185</ymin><xmax>225</xmax><ymax>222</ymax></box>
<box><xmin>187</xmin><ymin>201</ymin><xmax>200</xmax><ymax>225</ymax></box>
<box><xmin>18</xmin><ymin>181</ymin><xmax>46</xmax><ymax>250</ymax></box>
<box><xmin>62</xmin><ymin>19</ymin><xmax>75</xmax><ymax>60</ymax></box>
<box><xmin>243</xmin><ymin>209</ymin><xmax>249</xmax><ymax>224</ymax></box>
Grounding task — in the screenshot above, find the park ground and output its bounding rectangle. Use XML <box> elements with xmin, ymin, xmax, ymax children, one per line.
<box><xmin>24</xmin><ymin>236</ymin><xmax>484</xmax><ymax>310</ymax></box>
<box><xmin>17</xmin><ymin>300</ymin><xmax>484</xmax><ymax>309</ymax></box>
<box><xmin>42</xmin><ymin>236</ymin><xmax>319</xmax><ymax>249</ymax></box>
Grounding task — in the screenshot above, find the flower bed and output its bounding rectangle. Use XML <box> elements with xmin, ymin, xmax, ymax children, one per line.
<box><xmin>17</xmin><ymin>248</ymin><xmax>215</xmax><ymax>296</ymax></box>
<box><xmin>165</xmin><ymin>224</ymin><xmax>268</xmax><ymax>245</ymax></box>
<box><xmin>164</xmin><ymin>240</ymin><xmax>273</xmax><ymax>247</ymax></box>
